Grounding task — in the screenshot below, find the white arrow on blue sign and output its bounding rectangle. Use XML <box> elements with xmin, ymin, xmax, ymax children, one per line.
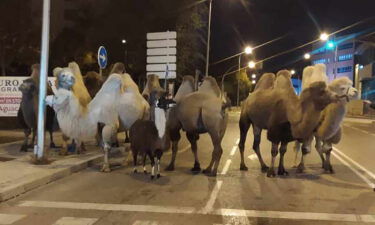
<box><xmin>97</xmin><ymin>46</ymin><xmax>108</xmax><ymax>69</ymax></box>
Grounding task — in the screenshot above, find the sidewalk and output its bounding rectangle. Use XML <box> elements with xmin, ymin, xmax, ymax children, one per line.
<box><xmin>0</xmin><ymin>134</ymin><xmax>102</xmax><ymax>202</ymax></box>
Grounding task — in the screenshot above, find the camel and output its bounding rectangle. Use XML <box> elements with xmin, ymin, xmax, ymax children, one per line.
<box><xmin>294</xmin><ymin>74</ymin><xmax>358</xmax><ymax>173</ymax></box>
<box><xmin>238</xmin><ymin>69</ymin><xmax>340</xmax><ymax>177</ymax></box>
<box><xmin>142</xmin><ymin>74</ymin><xmax>164</xmax><ymax>100</ymax></box>
<box><xmin>48</xmin><ymin>62</ymin><xmax>150</xmax><ymax>171</ymax></box>
<box><xmin>129</xmin><ymin>90</ymin><xmax>172</xmax><ymax>179</ymax></box>
<box><xmin>165</xmin><ymin>76</ymin><xmax>228</xmax><ymax>176</ymax></box>
<box><xmin>18</xmin><ymin>64</ymin><xmax>57</xmax><ymax>152</ymax></box>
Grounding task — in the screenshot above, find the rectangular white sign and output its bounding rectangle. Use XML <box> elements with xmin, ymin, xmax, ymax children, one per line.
<box><xmin>147</xmin><ymin>48</ymin><xmax>176</xmax><ymax>56</ymax></box>
<box><xmin>147</xmin><ymin>72</ymin><xmax>176</xmax><ymax>79</ymax></box>
<box><xmin>147</xmin><ymin>31</ymin><xmax>177</xmax><ymax>40</ymax></box>
<box><xmin>147</xmin><ymin>40</ymin><xmax>177</xmax><ymax>48</ymax></box>
<box><xmin>0</xmin><ymin>76</ymin><xmax>56</xmax><ymax>117</ymax></box>
<box><xmin>147</xmin><ymin>64</ymin><xmax>176</xmax><ymax>72</ymax></box>
<box><xmin>147</xmin><ymin>56</ymin><xmax>176</xmax><ymax>64</ymax></box>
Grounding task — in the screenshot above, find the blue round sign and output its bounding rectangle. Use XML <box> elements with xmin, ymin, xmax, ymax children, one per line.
<box><xmin>97</xmin><ymin>46</ymin><xmax>108</xmax><ymax>69</ymax></box>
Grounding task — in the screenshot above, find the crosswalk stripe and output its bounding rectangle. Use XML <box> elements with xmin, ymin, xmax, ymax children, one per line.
<box><xmin>53</xmin><ymin>217</ymin><xmax>98</xmax><ymax>225</ymax></box>
<box><xmin>0</xmin><ymin>213</ymin><xmax>26</xmax><ymax>224</ymax></box>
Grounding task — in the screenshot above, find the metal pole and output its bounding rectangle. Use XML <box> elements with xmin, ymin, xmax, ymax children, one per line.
<box><xmin>237</xmin><ymin>55</ymin><xmax>241</xmax><ymax>106</ymax></box>
<box><xmin>35</xmin><ymin>0</ymin><xmax>51</xmax><ymax>160</ymax></box>
<box><xmin>333</xmin><ymin>43</ymin><xmax>338</xmax><ymax>79</ymax></box>
<box><xmin>205</xmin><ymin>0</ymin><xmax>212</xmax><ymax>77</ymax></box>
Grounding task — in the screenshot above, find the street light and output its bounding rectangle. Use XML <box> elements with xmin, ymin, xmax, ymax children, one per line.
<box><xmin>244</xmin><ymin>46</ymin><xmax>253</xmax><ymax>55</ymax></box>
<box><xmin>237</xmin><ymin>46</ymin><xmax>254</xmax><ymax>106</ymax></box>
<box><xmin>248</xmin><ymin>61</ymin><xmax>256</xmax><ymax>69</ymax></box>
<box><xmin>122</xmin><ymin>39</ymin><xmax>126</xmax><ymax>44</ymax></box>
<box><xmin>252</xmin><ymin>80</ymin><xmax>256</xmax><ymax>84</ymax></box>
<box><xmin>251</xmin><ymin>74</ymin><xmax>256</xmax><ymax>79</ymax></box>
<box><xmin>320</xmin><ymin>32</ymin><xmax>329</xmax><ymax>41</ymax></box>
<box><xmin>291</xmin><ymin>69</ymin><xmax>296</xmax><ymax>75</ymax></box>
<box><xmin>304</xmin><ymin>53</ymin><xmax>311</xmax><ymax>60</ymax></box>
<box><xmin>205</xmin><ymin>0</ymin><xmax>213</xmax><ymax>77</ymax></box>
<box><xmin>121</xmin><ymin>39</ymin><xmax>127</xmax><ymax>67</ymax></box>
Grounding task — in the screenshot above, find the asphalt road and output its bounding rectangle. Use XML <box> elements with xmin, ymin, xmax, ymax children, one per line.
<box><xmin>0</xmin><ymin>113</ymin><xmax>374</xmax><ymax>225</ymax></box>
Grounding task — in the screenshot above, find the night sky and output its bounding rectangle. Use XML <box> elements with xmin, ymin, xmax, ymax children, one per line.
<box><xmin>210</xmin><ymin>0</ymin><xmax>375</xmax><ymax>76</ymax></box>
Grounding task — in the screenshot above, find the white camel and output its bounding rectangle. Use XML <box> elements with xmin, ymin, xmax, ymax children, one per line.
<box><xmin>294</xmin><ymin>64</ymin><xmax>358</xmax><ymax>173</ymax></box>
<box><xmin>48</xmin><ymin>62</ymin><xmax>149</xmax><ymax>172</ymax></box>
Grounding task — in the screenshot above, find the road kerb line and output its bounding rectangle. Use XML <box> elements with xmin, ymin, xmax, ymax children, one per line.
<box><xmin>333</xmin><ymin>147</ymin><xmax>375</xmax><ymax>180</ymax></box>
<box><xmin>18</xmin><ymin>200</ymin><xmax>375</xmax><ymax>223</ymax></box>
<box><xmin>331</xmin><ymin>152</ymin><xmax>375</xmax><ymax>189</ymax></box>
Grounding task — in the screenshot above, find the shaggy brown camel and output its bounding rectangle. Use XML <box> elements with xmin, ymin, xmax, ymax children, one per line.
<box><xmin>165</xmin><ymin>76</ymin><xmax>228</xmax><ymax>176</ymax></box>
<box><xmin>238</xmin><ymin>70</ymin><xmax>339</xmax><ymax>177</ymax></box>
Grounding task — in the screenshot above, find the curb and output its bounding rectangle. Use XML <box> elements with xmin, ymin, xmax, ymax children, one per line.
<box><xmin>0</xmin><ymin>154</ymin><xmax>102</xmax><ymax>202</ymax></box>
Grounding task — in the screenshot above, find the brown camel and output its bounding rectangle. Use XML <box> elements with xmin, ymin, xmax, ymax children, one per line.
<box><xmin>238</xmin><ymin>70</ymin><xmax>339</xmax><ymax>177</ymax></box>
<box><xmin>165</xmin><ymin>76</ymin><xmax>228</xmax><ymax>176</ymax></box>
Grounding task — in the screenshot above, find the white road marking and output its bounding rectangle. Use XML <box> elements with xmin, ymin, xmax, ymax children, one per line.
<box><xmin>344</xmin><ymin>125</ymin><xmax>375</xmax><ymax>137</ymax></box>
<box><xmin>132</xmin><ymin>220</ymin><xmax>172</xmax><ymax>225</ymax></box>
<box><xmin>201</xmin><ymin>180</ymin><xmax>223</xmax><ymax>214</ymax></box>
<box><xmin>235</xmin><ymin>138</ymin><xmax>240</xmax><ymax>145</ymax></box>
<box><xmin>53</xmin><ymin>217</ymin><xmax>98</xmax><ymax>225</ymax></box>
<box><xmin>229</xmin><ymin>146</ymin><xmax>237</xmax><ymax>156</ymax></box>
<box><xmin>19</xmin><ymin>201</ymin><xmax>196</xmax><ymax>214</ymax></box>
<box><xmin>248</xmin><ymin>153</ymin><xmax>257</xmax><ymax>161</ymax></box>
<box><xmin>332</xmin><ymin>151</ymin><xmax>375</xmax><ymax>189</ymax></box>
<box><xmin>0</xmin><ymin>213</ymin><xmax>26</xmax><ymax>224</ymax></box>
<box><xmin>18</xmin><ymin>201</ymin><xmax>375</xmax><ymax>223</ymax></box>
<box><xmin>333</xmin><ymin>147</ymin><xmax>375</xmax><ymax>180</ymax></box>
<box><xmin>220</xmin><ymin>160</ymin><xmax>232</xmax><ymax>175</ymax></box>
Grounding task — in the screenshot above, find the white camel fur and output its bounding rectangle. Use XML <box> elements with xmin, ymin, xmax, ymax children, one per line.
<box><xmin>294</xmin><ymin>64</ymin><xmax>358</xmax><ymax>173</ymax></box>
<box><xmin>48</xmin><ymin>62</ymin><xmax>149</xmax><ymax>172</ymax></box>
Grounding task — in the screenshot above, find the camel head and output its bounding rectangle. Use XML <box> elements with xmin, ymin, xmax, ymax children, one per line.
<box><xmin>329</xmin><ymin>77</ymin><xmax>359</xmax><ymax>101</ymax></box>
<box><xmin>19</xmin><ymin>78</ymin><xmax>37</xmax><ymax>96</ymax></box>
<box><xmin>142</xmin><ymin>74</ymin><xmax>164</xmax><ymax>101</ymax></box>
<box><xmin>53</xmin><ymin>67</ymin><xmax>75</xmax><ymax>90</ymax></box>
<box><xmin>110</xmin><ymin>62</ymin><xmax>125</xmax><ymax>74</ymax></box>
<box><xmin>300</xmin><ymin>81</ymin><xmax>338</xmax><ymax>111</ymax></box>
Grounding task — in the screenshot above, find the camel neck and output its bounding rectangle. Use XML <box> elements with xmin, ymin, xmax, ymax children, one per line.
<box><xmin>291</xmin><ymin>99</ymin><xmax>321</xmax><ymax>139</ymax></box>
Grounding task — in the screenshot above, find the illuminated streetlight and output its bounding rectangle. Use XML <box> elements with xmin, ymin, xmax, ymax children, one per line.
<box><xmin>320</xmin><ymin>33</ymin><xmax>329</xmax><ymax>41</ymax></box>
<box><xmin>326</xmin><ymin>41</ymin><xmax>335</xmax><ymax>49</ymax></box>
<box><xmin>251</xmin><ymin>74</ymin><xmax>256</xmax><ymax>79</ymax></box>
<box><xmin>244</xmin><ymin>46</ymin><xmax>253</xmax><ymax>55</ymax></box>
<box><xmin>252</xmin><ymin>80</ymin><xmax>256</xmax><ymax>84</ymax></box>
<box><xmin>248</xmin><ymin>61</ymin><xmax>256</xmax><ymax>69</ymax></box>
<box><xmin>122</xmin><ymin>39</ymin><xmax>126</xmax><ymax>44</ymax></box>
<box><xmin>304</xmin><ymin>53</ymin><xmax>311</xmax><ymax>60</ymax></box>
<box><xmin>291</xmin><ymin>69</ymin><xmax>296</xmax><ymax>75</ymax></box>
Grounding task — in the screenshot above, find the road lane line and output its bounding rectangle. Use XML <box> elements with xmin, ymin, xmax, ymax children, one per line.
<box><xmin>344</xmin><ymin>125</ymin><xmax>375</xmax><ymax>137</ymax></box>
<box><xmin>331</xmin><ymin>152</ymin><xmax>375</xmax><ymax>189</ymax></box>
<box><xmin>53</xmin><ymin>217</ymin><xmax>98</xmax><ymax>225</ymax></box>
<box><xmin>248</xmin><ymin>154</ymin><xmax>257</xmax><ymax>161</ymax></box>
<box><xmin>0</xmin><ymin>213</ymin><xmax>26</xmax><ymax>225</ymax></box>
<box><xmin>220</xmin><ymin>160</ymin><xmax>232</xmax><ymax>175</ymax></box>
<box><xmin>333</xmin><ymin>147</ymin><xmax>375</xmax><ymax>180</ymax></box>
<box><xmin>229</xmin><ymin>146</ymin><xmax>237</xmax><ymax>156</ymax></box>
<box><xmin>18</xmin><ymin>201</ymin><xmax>375</xmax><ymax>223</ymax></box>
<box><xmin>201</xmin><ymin>180</ymin><xmax>223</xmax><ymax>214</ymax></box>
<box><xmin>235</xmin><ymin>138</ymin><xmax>240</xmax><ymax>145</ymax></box>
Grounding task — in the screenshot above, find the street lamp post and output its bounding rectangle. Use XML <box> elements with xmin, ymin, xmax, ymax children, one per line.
<box><xmin>237</xmin><ymin>47</ymin><xmax>253</xmax><ymax>106</ymax></box>
<box><xmin>122</xmin><ymin>39</ymin><xmax>127</xmax><ymax>69</ymax></box>
<box><xmin>205</xmin><ymin>0</ymin><xmax>213</xmax><ymax>77</ymax></box>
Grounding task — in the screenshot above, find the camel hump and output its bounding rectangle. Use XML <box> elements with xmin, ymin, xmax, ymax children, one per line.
<box><xmin>142</xmin><ymin>74</ymin><xmax>165</xmax><ymax>99</ymax></box>
<box><xmin>198</xmin><ymin>76</ymin><xmax>221</xmax><ymax>98</ymax></box>
<box><xmin>302</xmin><ymin>66</ymin><xmax>314</xmax><ymax>90</ymax></box>
<box><xmin>274</xmin><ymin>70</ymin><xmax>293</xmax><ymax>90</ymax></box>
<box><xmin>110</xmin><ymin>62</ymin><xmax>125</xmax><ymax>74</ymax></box>
<box><xmin>307</xmin><ymin>64</ymin><xmax>328</xmax><ymax>87</ymax></box>
<box><xmin>174</xmin><ymin>75</ymin><xmax>195</xmax><ymax>103</ymax></box>
<box><xmin>254</xmin><ymin>73</ymin><xmax>275</xmax><ymax>91</ymax></box>
<box><xmin>121</xmin><ymin>73</ymin><xmax>140</xmax><ymax>93</ymax></box>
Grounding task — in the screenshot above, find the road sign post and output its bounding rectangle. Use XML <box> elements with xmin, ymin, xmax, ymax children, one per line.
<box><xmin>98</xmin><ymin>46</ymin><xmax>108</xmax><ymax>76</ymax></box>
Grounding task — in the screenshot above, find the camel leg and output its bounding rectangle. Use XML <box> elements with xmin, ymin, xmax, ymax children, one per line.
<box><xmin>203</xmin><ymin>132</ymin><xmax>223</xmax><ymax>177</ymax></box>
<box><xmin>75</xmin><ymin>140</ymin><xmax>82</xmax><ymax>154</ymax></box>
<box><xmin>49</xmin><ymin>130</ymin><xmax>56</xmax><ymax>148</ymax></box>
<box><xmin>253</xmin><ymin>126</ymin><xmax>268</xmax><ymax>172</ymax></box>
<box><xmin>30</xmin><ymin>128</ymin><xmax>36</xmax><ymax>147</ymax></box>
<box><xmin>323</xmin><ymin>142</ymin><xmax>334</xmax><ymax>174</ymax></box>
<box><xmin>238</xmin><ymin>115</ymin><xmax>250</xmax><ymax>171</ymax></box>
<box><xmin>132</xmin><ymin>150</ymin><xmax>138</xmax><ymax>173</ymax></box>
<box><xmin>165</xmin><ymin>141</ymin><xmax>179</xmax><ymax>171</ymax></box>
<box><xmin>149</xmin><ymin>152</ymin><xmax>156</xmax><ymax>180</ymax></box>
<box><xmin>267</xmin><ymin>142</ymin><xmax>279</xmax><ymax>178</ymax></box>
<box><xmin>125</xmin><ymin>130</ymin><xmax>130</xmax><ymax>143</ymax></box>
<box><xmin>293</xmin><ymin>141</ymin><xmax>301</xmax><ymax>168</ymax></box>
<box><xmin>315</xmin><ymin>136</ymin><xmax>325</xmax><ymax>168</ymax></box>
<box><xmin>297</xmin><ymin>136</ymin><xmax>313</xmax><ymax>173</ymax></box>
<box><xmin>277</xmin><ymin>142</ymin><xmax>289</xmax><ymax>176</ymax></box>
<box><xmin>156</xmin><ymin>150</ymin><xmax>162</xmax><ymax>178</ymax></box>
<box><xmin>101</xmin><ymin>125</ymin><xmax>116</xmax><ymax>173</ymax></box>
<box><xmin>143</xmin><ymin>153</ymin><xmax>148</xmax><ymax>174</ymax></box>
<box><xmin>60</xmin><ymin>134</ymin><xmax>69</xmax><ymax>155</ymax></box>
<box><xmin>187</xmin><ymin>132</ymin><xmax>201</xmax><ymax>172</ymax></box>
<box><xmin>20</xmin><ymin>128</ymin><xmax>31</xmax><ymax>152</ymax></box>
